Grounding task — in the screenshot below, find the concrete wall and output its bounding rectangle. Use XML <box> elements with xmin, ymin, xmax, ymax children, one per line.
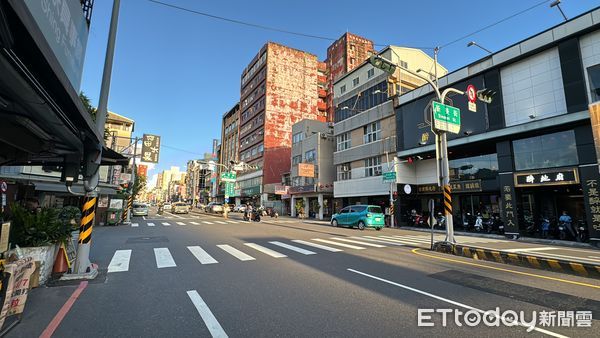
<box><xmin>334</xmin><ymin>175</ymin><xmax>389</xmax><ymax>198</ymax></box>
<box><xmin>581</xmin><ymin>29</ymin><xmax>600</xmax><ymax>103</ymax></box>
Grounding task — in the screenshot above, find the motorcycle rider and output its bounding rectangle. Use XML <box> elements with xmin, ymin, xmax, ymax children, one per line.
<box><xmin>558</xmin><ymin>210</ymin><xmax>576</xmax><ymax>240</ymax></box>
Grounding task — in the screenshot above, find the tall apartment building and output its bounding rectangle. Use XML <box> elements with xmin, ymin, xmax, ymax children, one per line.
<box><xmin>332</xmin><ymin>46</ymin><xmax>447</xmax><ymax>220</ymax></box>
<box><xmin>105</xmin><ymin>111</ymin><xmax>135</xmax><ymax>152</ymax></box>
<box><xmin>236</xmin><ymin>42</ymin><xmax>327</xmax><ymax>205</ymax></box>
<box><xmin>220</xmin><ymin>104</ymin><xmax>240</xmax><ymax>169</ymax></box>
<box><xmin>325</xmin><ymin>33</ymin><xmax>374</xmax><ymax>122</ymax></box>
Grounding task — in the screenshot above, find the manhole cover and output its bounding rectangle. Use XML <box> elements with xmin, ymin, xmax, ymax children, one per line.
<box><xmin>126</xmin><ymin>236</ymin><xmax>169</xmax><ymax>244</ymax></box>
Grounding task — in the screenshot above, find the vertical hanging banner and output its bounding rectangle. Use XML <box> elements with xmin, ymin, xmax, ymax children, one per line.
<box><xmin>141</xmin><ymin>134</ymin><xmax>161</xmax><ymax>163</ymax></box>
<box><xmin>137</xmin><ymin>165</ymin><xmax>148</xmax><ymax>178</ymax></box>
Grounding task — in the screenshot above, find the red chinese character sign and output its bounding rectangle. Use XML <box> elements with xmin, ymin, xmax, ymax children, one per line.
<box><xmin>141</xmin><ymin>134</ymin><xmax>161</xmax><ymax>163</ymax></box>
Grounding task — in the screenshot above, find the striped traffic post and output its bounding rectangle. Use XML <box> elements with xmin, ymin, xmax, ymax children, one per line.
<box><xmin>74</xmin><ymin>196</ymin><xmax>96</xmax><ymax>273</ymax></box>
<box><xmin>443</xmin><ymin>184</ymin><xmax>455</xmax><ymax>242</ymax></box>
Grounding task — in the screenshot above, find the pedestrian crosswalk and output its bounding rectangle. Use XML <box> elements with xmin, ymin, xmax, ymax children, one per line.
<box><xmin>107</xmin><ymin>234</ymin><xmax>505</xmax><ymax>273</ymax></box>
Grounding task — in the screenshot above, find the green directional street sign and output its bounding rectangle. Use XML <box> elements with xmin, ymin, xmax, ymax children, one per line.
<box><xmin>432</xmin><ymin>101</ymin><xmax>461</xmax><ymax>134</ymax></box>
<box><xmin>220</xmin><ymin>171</ymin><xmax>237</xmax><ymax>183</ymax></box>
<box><xmin>383</xmin><ymin>171</ymin><xmax>396</xmax><ymax>182</ymax></box>
<box><xmin>224</xmin><ymin>182</ymin><xmax>235</xmax><ymax>197</ymax></box>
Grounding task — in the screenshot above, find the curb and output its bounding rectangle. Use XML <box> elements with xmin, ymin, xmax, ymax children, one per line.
<box><xmin>432</xmin><ymin>241</ymin><xmax>600</xmax><ymax>279</ymax></box>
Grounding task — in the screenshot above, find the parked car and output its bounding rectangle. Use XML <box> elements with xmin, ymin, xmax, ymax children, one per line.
<box><xmin>132</xmin><ymin>202</ymin><xmax>148</xmax><ymax>216</ymax></box>
<box><xmin>205</xmin><ymin>202</ymin><xmax>224</xmax><ymax>213</ymax></box>
<box><xmin>162</xmin><ymin>203</ymin><xmax>172</xmax><ymax>212</ymax></box>
<box><xmin>172</xmin><ymin>202</ymin><xmax>189</xmax><ymax>214</ymax></box>
<box><xmin>331</xmin><ymin>205</ymin><xmax>385</xmax><ymax>230</ymax></box>
<box><xmin>234</xmin><ymin>205</ymin><xmax>246</xmax><ymax>213</ymax></box>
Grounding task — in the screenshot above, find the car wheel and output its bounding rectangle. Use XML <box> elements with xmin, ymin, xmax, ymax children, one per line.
<box><xmin>358</xmin><ymin>221</ymin><xmax>365</xmax><ymax>230</ymax></box>
<box><xmin>376</xmin><ymin>227</ymin><xmax>382</xmax><ymax>231</ymax></box>
<box><xmin>332</xmin><ymin>219</ymin><xmax>338</xmax><ymax>227</ymax></box>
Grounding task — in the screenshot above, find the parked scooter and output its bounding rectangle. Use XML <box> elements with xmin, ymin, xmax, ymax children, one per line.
<box><xmin>576</xmin><ymin>220</ymin><xmax>588</xmax><ymax>242</ymax></box>
<box><xmin>434</xmin><ymin>212</ymin><xmax>446</xmax><ymax>229</ymax></box>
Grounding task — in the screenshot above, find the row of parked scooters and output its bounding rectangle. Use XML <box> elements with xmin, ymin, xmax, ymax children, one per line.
<box><xmin>242</xmin><ymin>206</ymin><xmax>279</xmax><ymax>222</ymax></box>
<box><xmin>408</xmin><ymin>212</ymin><xmax>505</xmax><ymax>234</ymax></box>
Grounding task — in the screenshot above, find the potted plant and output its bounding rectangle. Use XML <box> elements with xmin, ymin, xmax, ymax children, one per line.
<box><xmin>295</xmin><ymin>200</ymin><xmax>305</xmax><ymax>219</ymax></box>
<box><xmin>8</xmin><ymin>205</ymin><xmax>80</xmax><ymax>284</ymax></box>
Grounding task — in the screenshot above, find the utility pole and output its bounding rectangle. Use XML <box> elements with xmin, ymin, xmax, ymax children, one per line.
<box><xmin>123</xmin><ymin>137</ymin><xmax>139</xmax><ymax>225</ymax></box>
<box><xmin>74</xmin><ymin>0</ymin><xmax>120</xmax><ymax>275</ymax></box>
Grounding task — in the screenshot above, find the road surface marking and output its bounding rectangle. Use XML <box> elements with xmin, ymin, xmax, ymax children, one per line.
<box><xmin>188</xmin><ymin>246</ymin><xmax>218</xmax><ymax>264</ymax></box>
<box><xmin>227</xmin><ymin>221</ymin><xmax>238</xmax><ymax>224</ymax></box>
<box><xmin>40</xmin><ymin>281</ymin><xmax>88</xmax><ymax>338</ymax></box>
<box><xmin>516</xmin><ymin>251</ymin><xmax>600</xmax><ymax>264</ymax></box>
<box><xmin>312</xmin><ymin>238</ymin><xmax>365</xmax><ymax>250</ymax></box>
<box><xmin>203</xmin><ymin>221</ymin><xmax>214</xmax><ymax>225</ymax></box>
<box><xmin>590</xmin><ymin>256</ymin><xmax>600</xmax><ymax>259</ymax></box>
<box><xmin>147</xmin><ymin>223</ymin><xmax>155</xmax><ymax>227</ymax></box>
<box><xmin>330</xmin><ymin>237</ymin><xmax>386</xmax><ymax>248</ymax></box>
<box><xmin>291</xmin><ymin>240</ymin><xmax>343</xmax><ymax>252</ymax></box>
<box><xmin>162</xmin><ymin>222</ymin><xmax>171</xmax><ymax>226</ymax></box>
<box><xmin>154</xmin><ymin>248</ymin><xmax>176</xmax><ymax>268</ymax></box>
<box><xmin>177</xmin><ymin>222</ymin><xmax>186</xmax><ymax>225</ymax></box>
<box><xmin>365</xmin><ymin>236</ymin><xmax>423</xmax><ymax>245</ymax></box>
<box><xmin>190</xmin><ymin>221</ymin><xmax>200</xmax><ymax>225</ymax></box>
<box><xmin>269</xmin><ymin>241</ymin><xmax>316</xmax><ymax>255</ymax></box>
<box><xmin>107</xmin><ymin>250</ymin><xmax>132</xmax><ymax>273</ymax></box>
<box><xmin>244</xmin><ymin>243</ymin><xmax>287</xmax><ymax>258</ymax></box>
<box><xmin>378</xmin><ymin>236</ymin><xmax>429</xmax><ymax>244</ymax></box>
<box><xmin>411</xmin><ymin>248</ymin><xmax>600</xmax><ymax>289</ymax></box>
<box><xmin>353</xmin><ymin>237</ymin><xmax>405</xmax><ymax>246</ymax></box>
<box><xmin>142</xmin><ymin>216</ymin><xmax>146</xmax><ymax>220</ymax></box>
<box><xmin>131</xmin><ymin>223</ymin><xmax>139</xmax><ymax>227</ymax></box>
<box><xmin>347</xmin><ymin>268</ymin><xmax>566</xmax><ymax>338</ymax></box>
<box><xmin>215</xmin><ymin>221</ymin><xmax>228</xmax><ymax>224</ymax></box>
<box><xmin>504</xmin><ymin>247</ymin><xmax>557</xmax><ymax>253</ymax></box>
<box><xmin>217</xmin><ymin>245</ymin><xmax>256</xmax><ymax>261</ymax></box>
<box><xmin>171</xmin><ymin>213</ymin><xmax>185</xmax><ymax>219</ymax></box>
<box><xmin>187</xmin><ymin>290</ymin><xmax>228</xmax><ymax>338</ymax></box>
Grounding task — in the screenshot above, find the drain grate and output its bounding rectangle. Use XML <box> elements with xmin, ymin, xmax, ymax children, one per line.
<box><xmin>126</xmin><ymin>236</ymin><xmax>169</xmax><ymax>244</ymax></box>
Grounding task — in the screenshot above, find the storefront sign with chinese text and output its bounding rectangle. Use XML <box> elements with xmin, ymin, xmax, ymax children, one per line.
<box><xmin>274</xmin><ymin>185</ymin><xmax>289</xmax><ymax>195</ymax></box>
<box><xmin>499</xmin><ymin>173</ymin><xmax>519</xmax><ymax>234</ymax></box>
<box><xmin>514</xmin><ymin>168</ymin><xmax>578</xmax><ymax>187</ymax></box>
<box><xmin>289</xmin><ymin>185</ymin><xmax>316</xmax><ymax>194</ymax></box>
<box><xmin>0</xmin><ymin>257</ymin><xmax>36</xmax><ymax>329</ymax></box>
<box><xmin>580</xmin><ymin>165</ymin><xmax>600</xmax><ymax>239</ymax></box>
<box><xmin>141</xmin><ymin>134</ymin><xmax>161</xmax><ymax>163</ymax></box>
<box><xmin>298</xmin><ymin>163</ymin><xmax>315</xmax><ymax>177</ymax></box>
<box><xmin>417</xmin><ymin>180</ymin><xmax>483</xmax><ymax>194</ymax></box>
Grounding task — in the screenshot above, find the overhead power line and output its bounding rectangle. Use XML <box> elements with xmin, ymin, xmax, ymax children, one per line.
<box><xmin>161</xmin><ymin>144</ymin><xmax>206</xmax><ymax>156</ymax></box>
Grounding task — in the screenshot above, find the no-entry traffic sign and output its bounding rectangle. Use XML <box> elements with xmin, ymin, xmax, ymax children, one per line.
<box><xmin>0</xmin><ymin>181</ymin><xmax>7</xmax><ymax>193</ymax></box>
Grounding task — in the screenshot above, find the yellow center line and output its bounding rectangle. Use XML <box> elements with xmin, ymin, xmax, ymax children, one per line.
<box><xmin>411</xmin><ymin>248</ymin><xmax>600</xmax><ymax>289</ymax></box>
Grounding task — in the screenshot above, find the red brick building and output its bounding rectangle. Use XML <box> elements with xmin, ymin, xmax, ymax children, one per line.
<box><xmin>325</xmin><ymin>33</ymin><xmax>374</xmax><ymax>121</ymax></box>
<box><xmin>236</xmin><ymin>42</ymin><xmax>326</xmax><ymax>205</ymax></box>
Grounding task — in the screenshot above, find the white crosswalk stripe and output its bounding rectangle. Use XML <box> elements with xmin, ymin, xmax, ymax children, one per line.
<box><xmin>353</xmin><ymin>236</ymin><xmax>405</xmax><ymax>246</ymax></box>
<box><xmin>363</xmin><ymin>236</ymin><xmax>414</xmax><ymax>244</ymax></box>
<box><xmin>227</xmin><ymin>221</ymin><xmax>239</xmax><ymax>224</ymax></box>
<box><xmin>291</xmin><ymin>240</ymin><xmax>343</xmax><ymax>252</ymax></box>
<box><xmin>330</xmin><ymin>237</ymin><xmax>386</xmax><ymax>248</ymax></box>
<box><xmin>177</xmin><ymin>222</ymin><xmax>186</xmax><ymax>225</ymax></box>
<box><xmin>202</xmin><ymin>221</ymin><xmax>214</xmax><ymax>225</ymax></box>
<box><xmin>217</xmin><ymin>245</ymin><xmax>256</xmax><ymax>261</ymax></box>
<box><xmin>190</xmin><ymin>222</ymin><xmax>199</xmax><ymax>225</ymax></box>
<box><xmin>131</xmin><ymin>223</ymin><xmax>139</xmax><ymax>227</ymax></box>
<box><xmin>244</xmin><ymin>243</ymin><xmax>287</xmax><ymax>258</ymax></box>
<box><xmin>154</xmin><ymin>248</ymin><xmax>176</xmax><ymax>268</ymax></box>
<box><xmin>215</xmin><ymin>221</ymin><xmax>228</xmax><ymax>224</ymax></box>
<box><xmin>187</xmin><ymin>246</ymin><xmax>218</xmax><ymax>264</ymax></box>
<box><xmin>312</xmin><ymin>238</ymin><xmax>365</xmax><ymax>250</ymax></box>
<box><xmin>107</xmin><ymin>250</ymin><xmax>132</xmax><ymax>273</ymax></box>
<box><xmin>162</xmin><ymin>222</ymin><xmax>171</xmax><ymax>226</ymax></box>
<box><xmin>376</xmin><ymin>236</ymin><xmax>429</xmax><ymax>244</ymax></box>
<box><xmin>147</xmin><ymin>223</ymin><xmax>155</xmax><ymax>227</ymax></box>
<box><xmin>269</xmin><ymin>241</ymin><xmax>316</xmax><ymax>255</ymax></box>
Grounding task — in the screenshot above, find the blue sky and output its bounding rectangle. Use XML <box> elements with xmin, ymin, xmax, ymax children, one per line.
<box><xmin>80</xmin><ymin>0</ymin><xmax>599</xmax><ymax>179</ymax></box>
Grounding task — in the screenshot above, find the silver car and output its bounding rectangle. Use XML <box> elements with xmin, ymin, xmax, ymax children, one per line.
<box><xmin>132</xmin><ymin>202</ymin><xmax>148</xmax><ymax>216</ymax></box>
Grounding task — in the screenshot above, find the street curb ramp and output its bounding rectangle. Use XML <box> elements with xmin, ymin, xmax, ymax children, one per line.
<box><xmin>432</xmin><ymin>241</ymin><xmax>600</xmax><ymax>280</ymax></box>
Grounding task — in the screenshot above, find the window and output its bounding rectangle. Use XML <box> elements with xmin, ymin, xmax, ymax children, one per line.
<box><xmin>336</xmin><ymin>132</ymin><xmax>351</xmax><ymax>151</ymax></box>
<box><xmin>340</xmin><ymin>85</ymin><xmax>346</xmax><ymax>94</ymax></box>
<box><xmin>340</xmin><ymin>207</ymin><xmax>350</xmax><ymax>214</ymax></box>
<box><xmin>587</xmin><ymin>64</ymin><xmax>600</xmax><ymax>102</ymax></box>
<box><xmin>400</xmin><ymin>60</ymin><xmax>408</xmax><ymax>69</ymax></box>
<box><xmin>304</xmin><ymin>149</ymin><xmax>316</xmax><ymax>163</ymax></box>
<box><xmin>364</xmin><ymin>156</ymin><xmax>382</xmax><ymax>177</ymax></box>
<box><xmin>513</xmin><ymin>130</ymin><xmax>578</xmax><ymax>170</ymax></box>
<box><xmin>292</xmin><ymin>132</ymin><xmax>304</xmax><ymax>144</ymax></box>
<box><xmin>350</xmin><ymin>44</ymin><xmax>355</xmax><ymax>51</ymax></box>
<box><xmin>337</xmin><ymin>163</ymin><xmax>351</xmax><ymax>181</ymax></box>
<box><xmin>367</xmin><ymin>68</ymin><xmax>375</xmax><ymax>78</ymax></box>
<box><xmin>292</xmin><ymin>155</ymin><xmax>302</xmax><ymax>165</ymax></box>
<box><xmin>449</xmin><ymin>154</ymin><xmax>499</xmax><ymax>181</ymax></box>
<box><xmin>257</xmin><ymin>144</ymin><xmax>264</xmax><ymax>154</ymax></box>
<box><xmin>353</xmin><ymin>77</ymin><xmax>360</xmax><ymax>87</ymax></box>
<box><xmin>368</xmin><ymin>206</ymin><xmax>382</xmax><ymax>213</ymax></box>
<box><xmin>351</xmin><ymin>206</ymin><xmax>367</xmax><ymax>213</ymax></box>
<box><xmin>363</xmin><ymin>121</ymin><xmax>381</xmax><ymax>143</ymax></box>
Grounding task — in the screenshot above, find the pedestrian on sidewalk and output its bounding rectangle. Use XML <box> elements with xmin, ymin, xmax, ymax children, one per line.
<box><xmin>559</xmin><ymin>211</ymin><xmax>576</xmax><ymax>240</ymax></box>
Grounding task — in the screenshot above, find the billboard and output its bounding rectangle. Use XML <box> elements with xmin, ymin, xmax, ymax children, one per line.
<box><xmin>141</xmin><ymin>134</ymin><xmax>161</xmax><ymax>163</ymax></box>
<box><xmin>137</xmin><ymin>164</ymin><xmax>148</xmax><ymax>178</ymax></box>
<box><xmin>298</xmin><ymin>163</ymin><xmax>315</xmax><ymax>177</ymax></box>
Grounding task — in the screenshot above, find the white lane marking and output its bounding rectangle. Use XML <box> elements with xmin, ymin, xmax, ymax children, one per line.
<box><xmin>171</xmin><ymin>213</ymin><xmax>185</xmax><ymax>219</ymax></box>
<box><xmin>244</xmin><ymin>243</ymin><xmax>287</xmax><ymax>258</ymax></box>
<box><xmin>187</xmin><ymin>246</ymin><xmax>218</xmax><ymax>264</ymax></box>
<box><xmin>312</xmin><ymin>238</ymin><xmax>365</xmax><ymax>250</ymax></box>
<box><xmin>131</xmin><ymin>223</ymin><xmax>139</xmax><ymax>227</ymax></box>
<box><xmin>177</xmin><ymin>222</ymin><xmax>186</xmax><ymax>225</ymax></box>
<box><xmin>143</xmin><ymin>216</ymin><xmax>146</xmax><ymax>220</ymax></box>
<box><xmin>202</xmin><ymin>221</ymin><xmax>214</xmax><ymax>225</ymax></box>
<box><xmin>363</xmin><ymin>236</ymin><xmax>426</xmax><ymax>246</ymax></box>
<box><xmin>347</xmin><ymin>269</ymin><xmax>566</xmax><ymax>338</ymax></box>
<box><xmin>227</xmin><ymin>221</ymin><xmax>239</xmax><ymax>224</ymax></box>
<box><xmin>590</xmin><ymin>256</ymin><xmax>600</xmax><ymax>259</ymax></box>
<box><xmin>107</xmin><ymin>250</ymin><xmax>132</xmax><ymax>273</ymax></box>
<box><xmin>186</xmin><ymin>290</ymin><xmax>228</xmax><ymax>338</ymax></box>
<box><xmin>291</xmin><ymin>240</ymin><xmax>343</xmax><ymax>252</ymax></box>
<box><xmin>269</xmin><ymin>241</ymin><xmax>316</xmax><ymax>255</ymax></box>
<box><xmin>217</xmin><ymin>245</ymin><xmax>255</xmax><ymax>261</ymax></box>
<box><xmin>504</xmin><ymin>247</ymin><xmax>557</xmax><ymax>253</ymax></box>
<box><xmin>154</xmin><ymin>248</ymin><xmax>177</xmax><ymax>268</ymax></box>
<box><xmin>377</xmin><ymin>236</ymin><xmax>429</xmax><ymax>244</ymax></box>
<box><xmin>162</xmin><ymin>222</ymin><xmax>171</xmax><ymax>226</ymax></box>
<box><xmin>147</xmin><ymin>223</ymin><xmax>155</xmax><ymax>227</ymax></box>
<box><xmin>330</xmin><ymin>237</ymin><xmax>386</xmax><ymax>248</ymax></box>
<box><xmin>354</xmin><ymin>237</ymin><xmax>405</xmax><ymax>246</ymax></box>
<box><xmin>190</xmin><ymin>222</ymin><xmax>200</xmax><ymax>225</ymax></box>
<box><xmin>215</xmin><ymin>221</ymin><xmax>228</xmax><ymax>224</ymax></box>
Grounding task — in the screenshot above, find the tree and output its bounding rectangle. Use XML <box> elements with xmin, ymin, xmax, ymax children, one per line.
<box><xmin>79</xmin><ymin>92</ymin><xmax>97</xmax><ymax>121</ymax></box>
<box><xmin>132</xmin><ymin>171</ymin><xmax>147</xmax><ymax>200</ymax></box>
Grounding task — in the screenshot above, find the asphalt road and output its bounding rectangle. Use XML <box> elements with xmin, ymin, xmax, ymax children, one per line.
<box><xmin>9</xmin><ymin>209</ymin><xmax>600</xmax><ymax>337</ymax></box>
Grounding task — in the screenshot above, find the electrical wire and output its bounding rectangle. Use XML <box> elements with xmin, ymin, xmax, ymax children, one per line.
<box><xmin>160</xmin><ymin>144</ymin><xmax>206</xmax><ymax>156</ymax></box>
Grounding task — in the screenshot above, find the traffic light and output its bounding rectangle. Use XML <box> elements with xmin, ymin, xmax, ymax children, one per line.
<box><xmin>369</xmin><ymin>55</ymin><xmax>397</xmax><ymax>75</ymax></box>
<box><xmin>477</xmin><ymin>88</ymin><xmax>496</xmax><ymax>104</ymax></box>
